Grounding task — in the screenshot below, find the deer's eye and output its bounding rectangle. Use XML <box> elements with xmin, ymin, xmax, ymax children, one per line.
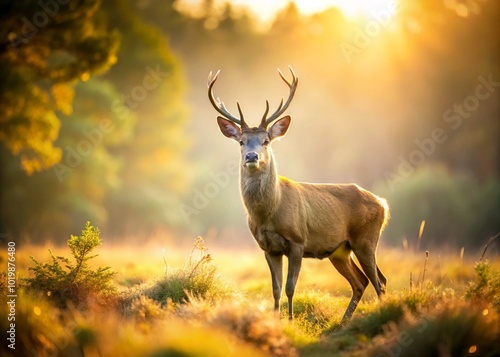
<box><xmin>263</xmin><ymin>139</ymin><xmax>270</xmax><ymax>146</ymax></box>
<box><xmin>239</xmin><ymin>140</ymin><xmax>244</xmax><ymax>146</ymax></box>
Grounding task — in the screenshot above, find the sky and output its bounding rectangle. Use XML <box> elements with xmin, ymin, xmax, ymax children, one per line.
<box><xmin>234</xmin><ymin>0</ymin><xmax>398</xmax><ymax>19</ymax></box>
<box><xmin>177</xmin><ymin>0</ymin><xmax>400</xmax><ymax>23</ymax></box>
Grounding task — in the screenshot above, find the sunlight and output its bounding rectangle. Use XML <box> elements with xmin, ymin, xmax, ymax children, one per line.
<box><xmin>295</xmin><ymin>0</ymin><xmax>399</xmax><ymax>18</ymax></box>
<box><xmin>176</xmin><ymin>0</ymin><xmax>401</xmax><ymax>23</ymax></box>
<box><xmin>238</xmin><ymin>0</ymin><xmax>399</xmax><ymax>22</ymax></box>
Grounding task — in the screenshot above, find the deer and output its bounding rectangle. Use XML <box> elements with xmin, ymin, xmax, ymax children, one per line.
<box><xmin>207</xmin><ymin>66</ymin><xmax>389</xmax><ymax>321</ymax></box>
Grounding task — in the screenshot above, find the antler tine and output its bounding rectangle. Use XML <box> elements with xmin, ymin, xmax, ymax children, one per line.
<box><xmin>260</xmin><ymin>65</ymin><xmax>298</xmax><ymax>128</ymax></box>
<box><xmin>208</xmin><ymin>70</ymin><xmax>247</xmax><ymax>128</ymax></box>
<box><xmin>277</xmin><ymin>67</ymin><xmax>293</xmax><ymax>86</ymax></box>
<box><xmin>261</xmin><ymin>100</ymin><xmax>270</xmax><ymax>123</ymax></box>
<box><xmin>207</xmin><ymin>70</ymin><xmax>219</xmax><ymax>87</ymax></box>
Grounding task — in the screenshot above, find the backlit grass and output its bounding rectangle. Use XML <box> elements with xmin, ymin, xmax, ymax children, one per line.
<box><xmin>1</xmin><ymin>228</ymin><xmax>499</xmax><ymax>356</ymax></box>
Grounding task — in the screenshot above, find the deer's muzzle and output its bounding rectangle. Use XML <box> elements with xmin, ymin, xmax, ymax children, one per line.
<box><xmin>244</xmin><ymin>152</ymin><xmax>260</xmax><ymax>168</ymax></box>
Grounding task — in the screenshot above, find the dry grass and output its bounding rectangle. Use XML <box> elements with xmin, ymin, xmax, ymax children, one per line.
<box><xmin>1</xmin><ymin>236</ymin><xmax>498</xmax><ymax>356</ymax></box>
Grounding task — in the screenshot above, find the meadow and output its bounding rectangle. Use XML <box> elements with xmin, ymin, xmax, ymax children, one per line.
<box><xmin>1</xmin><ymin>224</ymin><xmax>499</xmax><ymax>357</ymax></box>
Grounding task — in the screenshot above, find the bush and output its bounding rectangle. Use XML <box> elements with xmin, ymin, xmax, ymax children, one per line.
<box><xmin>466</xmin><ymin>261</ymin><xmax>500</xmax><ymax>312</ymax></box>
<box><xmin>25</xmin><ymin>221</ymin><xmax>116</xmax><ymax>308</ymax></box>
<box><xmin>370</xmin><ymin>303</ymin><xmax>500</xmax><ymax>357</ymax></box>
<box><xmin>127</xmin><ymin>236</ymin><xmax>234</xmax><ymax>306</ymax></box>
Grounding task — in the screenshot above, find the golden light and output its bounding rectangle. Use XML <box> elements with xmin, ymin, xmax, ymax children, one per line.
<box><xmin>34</xmin><ymin>306</ymin><xmax>41</xmax><ymax>316</ymax></box>
<box><xmin>296</xmin><ymin>0</ymin><xmax>401</xmax><ymax>18</ymax></box>
<box><xmin>177</xmin><ymin>0</ymin><xmax>401</xmax><ymax>23</ymax></box>
<box><xmin>242</xmin><ymin>0</ymin><xmax>401</xmax><ymax>21</ymax></box>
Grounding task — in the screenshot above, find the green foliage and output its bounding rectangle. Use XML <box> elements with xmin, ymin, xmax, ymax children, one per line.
<box><xmin>369</xmin><ymin>303</ymin><xmax>500</xmax><ymax>357</ymax></box>
<box><xmin>376</xmin><ymin>167</ymin><xmax>500</xmax><ymax>249</ymax></box>
<box><xmin>131</xmin><ymin>237</ymin><xmax>234</xmax><ymax>305</ymax></box>
<box><xmin>1</xmin><ymin>0</ymin><xmax>189</xmax><ymax>241</ymax></box>
<box><xmin>0</xmin><ymin>0</ymin><xmax>120</xmax><ymax>174</ymax></box>
<box><xmin>285</xmin><ymin>291</ymin><xmax>343</xmax><ymax>339</ymax></box>
<box><xmin>466</xmin><ymin>261</ymin><xmax>500</xmax><ymax>312</ymax></box>
<box><xmin>7</xmin><ymin>239</ymin><xmax>500</xmax><ymax>356</ymax></box>
<box><xmin>2</xmin><ymin>0</ymin><xmax>499</xmax><ymax>243</ymax></box>
<box><xmin>297</xmin><ymin>286</ymin><xmax>498</xmax><ymax>357</ymax></box>
<box><xmin>346</xmin><ymin>298</ymin><xmax>406</xmax><ymax>339</ymax></box>
<box><xmin>3</xmin><ymin>78</ymin><xmax>134</xmax><ymax>239</ymax></box>
<box><xmin>25</xmin><ymin>222</ymin><xmax>116</xmax><ymax>307</ymax></box>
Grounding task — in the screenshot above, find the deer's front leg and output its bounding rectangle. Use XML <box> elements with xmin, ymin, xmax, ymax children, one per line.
<box><xmin>285</xmin><ymin>243</ymin><xmax>304</xmax><ymax>320</ymax></box>
<box><xmin>265</xmin><ymin>252</ymin><xmax>283</xmax><ymax>314</ymax></box>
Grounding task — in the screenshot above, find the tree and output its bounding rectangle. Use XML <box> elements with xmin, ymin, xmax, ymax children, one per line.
<box><xmin>0</xmin><ymin>0</ymin><xmax>120</xmax><ymax>174</ymax></box>
<box><xmin>1</xmin><ymin>0</ymin><xmax>190</xmax><ymax>240</ymax></box>
<box><xmin>2</xmin><ymin>78</ymin><xmax>134</xmax><ymax>240</ymax></box>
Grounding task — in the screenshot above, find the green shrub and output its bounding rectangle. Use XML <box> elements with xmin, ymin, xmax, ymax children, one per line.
<box><xmin>25</xmin><ymin>221</ymin><xmax>116</xmax><ymax>308</ymax></box>
<box><xmin>343</xmin><ymin>298</ymin><xmax>406</xmax><ymax>339</ymax></box>
<box><xmin>370</xmin><ymin>303</ymin><xmax>500</xmax><ymax>357</ymax></box>
<box><xmin>466</xmin><ymin>261</ymin><xmax>500</xmax><ymax>312</ymax></box>
<box><xmin>138</xmin><ymin>236</ymin><xmax>234</xmax><ymax>305</ymax></box>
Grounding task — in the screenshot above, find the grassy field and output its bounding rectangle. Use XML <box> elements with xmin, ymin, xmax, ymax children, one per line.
<box><xmin>1</xmin><ymin>228</ymin><xmax>499</xmax><ymax>357</ymax></box>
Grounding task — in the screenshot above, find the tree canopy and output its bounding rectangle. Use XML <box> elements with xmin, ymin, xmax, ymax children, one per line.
<box><xmin>1</xmin><ymin>0</ymin><xmax>188</xmax><ymax>240</ymax></box>
<box><xmin>0</xmin><ymin>0</ymin><xmax>120</xmax><ymax>174</ymax></box>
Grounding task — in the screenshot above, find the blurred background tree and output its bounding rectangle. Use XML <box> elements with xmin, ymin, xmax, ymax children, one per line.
<box><xmin>0</xmin><ymin>0</ymin><xmax>189</xmax><ymax>240</ymax></box>
<box><xmin>1</xmin><ymin>0</ymin><xmax>498</xmax><ymax>250</ymax></box>
<box><xmin>0</xmin><ymin>0</ymin><xmax>120</xmax><ymax>174</ymax></box>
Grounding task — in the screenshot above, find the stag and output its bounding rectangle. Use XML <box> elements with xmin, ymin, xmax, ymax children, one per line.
<box><xmin>207</xmin><ymin>66</ymin><xmax>389</xmax><ymax>321</ymax></box>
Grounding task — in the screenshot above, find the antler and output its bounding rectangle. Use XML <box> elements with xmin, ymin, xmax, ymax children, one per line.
<box><xmin>208</xmin><ymin>70</ymin><xmax>248</xmax><ymax>128</ymax></box>
<box><xmin>259</xmin><ymin>65</ymin><xmax>298</xmax><ymax>128</ymax></box>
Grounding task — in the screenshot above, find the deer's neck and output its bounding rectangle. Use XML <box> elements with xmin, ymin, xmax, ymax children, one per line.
<box><xmin>240</xmin><ymin>155</ymin><xmax>281</xmax><ymax>219</ymax></box>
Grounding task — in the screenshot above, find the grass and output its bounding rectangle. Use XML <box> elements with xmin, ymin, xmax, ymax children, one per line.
<box><xmin>124</xmin><ymin>236</ymin><xmax>236</xmax><ymax>307</ymax></box>
<box><xmin>1</xmin><ymin>227</ymin><xmax>499</xmax><ymax>356</ymax></box>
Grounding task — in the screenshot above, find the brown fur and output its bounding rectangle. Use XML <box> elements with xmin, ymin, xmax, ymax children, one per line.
<box><xmin>233</xmin><ymin>123</ymin><xmax>389</xmax><ymax>321</ymax></box>
<box><xmin>211</xmin><ymin>69</ymin><xmax>389</xmax><ymax>320</ymax></box>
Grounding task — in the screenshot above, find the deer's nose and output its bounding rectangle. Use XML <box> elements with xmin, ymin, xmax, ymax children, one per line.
<box><xmin>245</xmin><ymin>152</ymin><xmax>259</xmax><ymax>163</ymax></box>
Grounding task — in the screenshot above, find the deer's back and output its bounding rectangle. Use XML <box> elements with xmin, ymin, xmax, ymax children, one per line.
<box><xmin>266</xmin><ymin>178</ymin><xmax>388</xmax><ymax>257</ymax></box>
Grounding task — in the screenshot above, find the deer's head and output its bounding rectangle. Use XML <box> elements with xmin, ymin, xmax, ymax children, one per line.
<box><xmin>208</xmin><ymin>66</ymin><xmax>298</xmax><ymax>172</ymax></box>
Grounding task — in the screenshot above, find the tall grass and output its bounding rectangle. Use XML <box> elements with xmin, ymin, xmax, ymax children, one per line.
<box><xmin>2</xmin><ymin>224</ymin><xmax>499</xmax><ymax>357</ymax></box>
<box><xmin>124</xmin><ymin>236</ymin><xmax>235</xmax><ymax>307</ymax></box>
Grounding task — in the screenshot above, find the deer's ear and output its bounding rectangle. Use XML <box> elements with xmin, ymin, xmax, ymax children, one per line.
<box><xmin>269</xmin><ymin>116</ymin><xmax>291</xmax><ymax>141</ymax></box>
<box><xmin>217</xmin><ymin>117</ymin><xmax>241</xmax><ymax>141</ymax></box>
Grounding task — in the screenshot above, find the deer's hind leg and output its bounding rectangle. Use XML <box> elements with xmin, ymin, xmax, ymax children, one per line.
<box><xmin>351</xmin><ymin>234</ymin><xmax>386</xmax><ymax>297</ymax></box>
<box><xmin>329</xmin><ymin>242</ymin><xmax>369</xmax><ymax>321</ymax></box>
